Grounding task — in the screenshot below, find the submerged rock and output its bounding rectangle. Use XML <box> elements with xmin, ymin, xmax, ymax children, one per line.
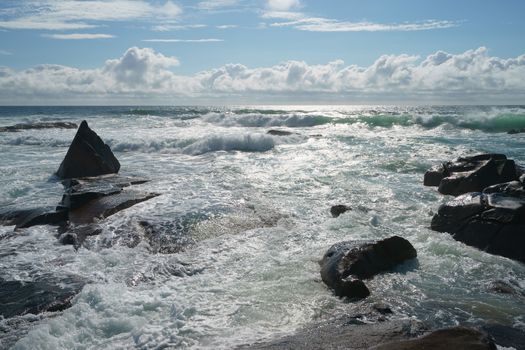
<box><xmin>424</xmin><ymin>154</ymin><xmax>519</xmax><ymax>196</ymax></box>
<box><xmin>330</xmin><ymin>204</ymin><xmax>351</xmax><ymax>218</ymax></box>
<box><xmin>0</xmin><ymin>121</ymin><xmax>77</xmax><ymax>132</ymax></box>
<box><xmin>56</xmin><ymin>120</ymin><xmax>120</xmax><ymax>179</ymax></box>
<box><xmin>239</xmin><ymin>319</ymin><xmax>426</xmax><ymax>350</ymax></box>
<box><xmin>267</xmin><ymin>129</ymin><xmax>293</xmax><ymax>136</ymax></box>
<box><xmin>373</xmin><ymin>327</ymin><xmax>496</xmax><ymax>350</ymax></box>
<box><xmin>0</xmin><ymin>276</ymin><xmax>85</xmax><ymax>318</ymax></box>
<box><xmin>507</xmin><ymin>128</ymin><xmax>525</xmax><ymax>134</ymax></box>
<box><xmin>320</xmin><ymin>236</ymin><xmax>417</xmax><ymax>299</ymax></box>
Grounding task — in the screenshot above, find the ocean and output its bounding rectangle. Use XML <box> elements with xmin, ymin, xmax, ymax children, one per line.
<box><xmin>0</xmin><ymin>105</ymin><xmax>524</xmax><ymax>349</ymax></box>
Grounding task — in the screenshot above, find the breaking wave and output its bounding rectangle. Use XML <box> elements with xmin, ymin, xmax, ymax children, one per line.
<box><xmin>109</xmin><ymin>133</ymin><xmax>275</xmax><ymax>155</ymax></box>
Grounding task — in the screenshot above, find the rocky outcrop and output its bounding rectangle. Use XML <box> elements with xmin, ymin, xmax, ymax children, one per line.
<box><xmin>267</xmin><ymin>129</ymin><xmax>293</xmax><ymax>136</ymax></box>
<box><xmin>56</xmin><ymin>120</ymin><xmax>120</xmax><ymax>179</ymax></box>
<box><xmin>320</xmin><ymin>236</ymin><xmax>417</xmax><ymax>299</ymax></box>
<box><xmin>372</xmin><ymin>327</ymin><xmax>496</xmax><ymax>350</ymax></box>
<box><xmin>426</xmin><ymin>154</ymin><xmax>525</xmax><ymax>263</ymax></box>
<box><xmin>508</xmin><ymin>128</ymin><xmax>525</xmax><ymax>134</ymax></box>
<box><xmin>0</xmin><ymin>276</ymin><xmax>85</xmax><ymax>318</ymax></box>
<box><xmin>430</xmin><ymin>181</ymin><xmax>525</xmax><ymax>262</ymax></box>
<box><xmin>0</xmin><ymin>121</ymin><xmax>77</xmax><ymax>132</ymax></box>
<box><xmin>330</xmin><ymin>204</ymin><xmax>351</xmax><ymax>218</ymax></box>
<box><xmin>424</xmin><ymin>154</ymin><xmax>520</xmax><ymax>196</ymax></box>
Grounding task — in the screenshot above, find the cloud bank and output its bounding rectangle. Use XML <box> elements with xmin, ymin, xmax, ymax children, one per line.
<box><xmin>0</xmin><ymin>47</ymin><xmax>524</xmax><ymax>104</ymax></box>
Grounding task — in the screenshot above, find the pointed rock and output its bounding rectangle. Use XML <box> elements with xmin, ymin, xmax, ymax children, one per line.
<box><xmin>56</xmin><ymin>120</ymin><xmax>120</xmax><ymax>179</ymax></box>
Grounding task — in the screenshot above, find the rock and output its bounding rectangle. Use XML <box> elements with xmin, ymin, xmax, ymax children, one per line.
<box><xmin>0</xmin><ymin>276</ymin><xmax>85</xmax><ymax>318</ymax></box>
<box><xmin>507</xmin><ymin>128</ymin><xmax>525</xmax><ymax>134</ymax></box>
<box><xmin>424</xmin><ymin>154</ymin><xmax>519</xmax><ymax>196</ymax></box>
<box><xmin>0</xmin><ymin>207</ymin><xmax>68</xmax><ymax>229</ymax></box>
<box><xmin>238</xmin><ymin>319</ymin><xmax>426</xmax><ymax>350</ymax></box>
<box><xmin>0</xmin><ymin>121</ymin><xmax>77</xmax><ymax>132</ymax></box>
<box><xmin>482</xmin><ymin>324</ymin><xmax>525</xmax><ymax>350</ymax></box>
<box><xmin>372</xmin><ymin>327</ymin><xmax>496</xmax><ymax>350</ymax></box>
<box><xmin>138</xmin><ymin>220</ymin><xmax>194</xmax><ymax>254</ymax></box>
<box><xmin>267</xmin><ymin>129</ymin><xmax>293</xmax><ymax>136</ymax></box>
<box><xmin>320</xmin><ymin>236</ymin><xmax>417</xmax><ymax>299</ymax></box>
<box><xmin>330</xmin><ymin>204</ymin><xmax>352</xmax><ymax>218</ymax></box>
<box><xmin>57</xmin><ymin>224</ymin><xmax>103</xmax><ymax>248</ymax></box>
<box><xmin>373</xmin><ymin>302</ymin><xmax>393</xmax><ymax>315</ymax></box>
<box><xmin>56</xmin><ymin>120</ymin><xmax>120</xmax><ymax>179</ymax></box>
<box><xmin>68</xmin><ymin>189</ymin><xmax>159</xmax><ymax>225</ymax></box>
<box><xmin>487</xmin><ymin>280</ymin><xmax>525</xmax><ymax>296</ymax></box>
<box><xmin>430</xmin><ymin>184</ymin><xmax>525</xmax><ymax>262</ymax></box>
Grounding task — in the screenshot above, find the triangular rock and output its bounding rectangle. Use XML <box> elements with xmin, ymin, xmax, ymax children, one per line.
<box><xmin>56</xmin><ymin>120</ymin><xmax>120</xmax><ymax>179</ymax></box>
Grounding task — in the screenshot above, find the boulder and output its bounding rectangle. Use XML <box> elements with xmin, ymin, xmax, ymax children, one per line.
<box><xmin>330</xmin><ymin>204</ymin><xmax>352</xmax><ymax>218</ymax></box>
<box><xmin>320</xmin><ymin>236</ymin><xmax>417</xmax><ymax>299</ymax></box>
<box><xmin>424</xmin><ymin>154</ymin><xmax>519</xmax><ymax>196</ymax></box>
<box><xmin>56</xmin><ymin>120</ymin><xmax>120</xmax><ymax>179</ymax></box>
<box><xmin>372</xmin><ymin>327</ymin><xmax>496</xmax><ymax>350</ymax></box>
<box><xmin>0</xmin><ymin>276</ymin><xmax>85</xmax><ymax>318</ymax></box>
<box><xmin>508</xmin><ymin>128</ymin><xmax>525</xmax><ymax>134</ymax></box>
<box><xmin>430</xmin><ymin>182</ymin><xmax>525</xmax><ymax>262</ymax></box>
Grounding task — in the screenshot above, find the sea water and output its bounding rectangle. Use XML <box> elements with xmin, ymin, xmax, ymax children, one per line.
<box><xmin>0</xmin><ymin>105</ymin><xmax>524</xmax><ymax>349</ymax></box>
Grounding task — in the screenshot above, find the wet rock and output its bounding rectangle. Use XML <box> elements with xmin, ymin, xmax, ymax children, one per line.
<box><xmin>424</xmin><ymin>154</ymin><xmax>519</xmax><ymax>196</ymax></box>
<box><xmin>238</xmin><ymin>319</ymin><xmax>426</xmax><ymax>350</ymax></box>
<box><xmin>56</xmin><ymin>120</ymin><xmax>120</xmax><ymax>179</ymax></box>
<box><xmin>0</xmin><ymin>276</ymin><xmax>85</xmax><ymax>318</ymax></box>
<box><xmin>58</xmin><ymin>224</ymin><xmax>103</xmax><ymax>248</ymax></box>
<box><xmin>138</xmin><ymin>220</ymin><xmax>194</xmax><ymax>254</ymax></box>
<box><xmin>430</xmin><ymin>184</ymin><xmax>525</xmax><ymax>262</ymax></box>
<box><xmin>482</xmin><ymin>324</ymin><xmax>525</xmax><ymax>350</ymax></box>
<box><xmin>508</xmin><ymin>128</ymin><xmax>525</xmax><ymax>134</ymax></box>
<box><xmin>330</xmin><ymin>204</ymin><xmax>351</xmax><ymax>218</ymax></box>
<box><xmin>372</xmin><ymin>327</ymin><xmax>496</xmax><ymax>350</ymax></box>
<box><xmin>0</xmin><ymin>121</ymin><xmax>77</xmax><ymax>132</ymax></box>
<box><xmin>0</xmin><ymin>207</ymin><xmax>68</xmax><ymax>229</ymax></box>
<box><xmin>68</xmin><ymin>190</ymin><xmax>159</xmax><ymax>225</ymax></box>
<box><xmin>487</xmin><ymin>280</ymin><xmax>525</xmax><ymax>296</ymax></box>
<box><xmin>373</xmin><ymin>302</ymin><xmax>393</xmax><ymax>315</ymax></box>
<box><xmin>267</xmin><ymin>129</ymin><xmax>293</xmax><ymax>136</ymax></box>
<box><xmin>320</xmin><ymin>236</ymin><xmax>417</xmax><ymax>299</ymax></box>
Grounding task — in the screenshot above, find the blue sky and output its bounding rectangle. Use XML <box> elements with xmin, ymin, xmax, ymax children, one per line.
<box><xmin>0</xmin><ymin>0</ymin><xmax>524</xmax><ymax>104</ymax></box>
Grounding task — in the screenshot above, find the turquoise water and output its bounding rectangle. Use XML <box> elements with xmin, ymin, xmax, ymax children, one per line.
<box><xmin>0</xmin><ymin>105</ymin><xmax>524</xmax><ymax>349</ymax></box>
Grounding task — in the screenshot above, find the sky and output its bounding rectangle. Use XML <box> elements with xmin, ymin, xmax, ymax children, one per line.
<box><xmin>0</xmin><ymin>0</ymin><xmax>524</xmax><ymax>105</ymax></box>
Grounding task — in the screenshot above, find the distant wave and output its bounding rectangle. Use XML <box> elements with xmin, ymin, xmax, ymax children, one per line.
<box><xmin>201</xmin><ymin>110</ymin><xmax>525</xmax><ymax>132</ymax></box>
<box><xmin>203</xmin><ymin>112</ymin><xmax>332</xmax><ymax>128</ymax></box>
<box><xmin>1</xmin><ymin>135</ymin><xmax>70</xmax><ymax>147</ymax></box>
<box><xmin>109</xmin><ymin>133</ymin><xmax>275</xmax><ymax>155</ymax></box>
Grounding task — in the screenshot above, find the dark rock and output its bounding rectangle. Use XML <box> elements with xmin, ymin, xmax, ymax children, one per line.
<box><xmin>56</xmin><ymin>120</ymin><xmax>120</xmax><ymax>179</ymax></box>
<box><xmin>488</xmin><ymin>280</ymin><xmax>525</xmax><ymax>296</ymax></box>
<box><xmin>0</xmin><ymin>121</ymin><xmax>77</xmax><ymax>132</ymax></box>
<box><xmin>138</xmin><ymin>220</ymin><xmax>194</xmax><ymax>254</ymax></box>
<box><xmin>482</xmin><ymin>324</ymin><xmax>525</xmax><ymax>350</ymax></box>
<box><xmin>373</xmin><ymin>302</ymin><xmax>393</xmax><ymax>315</ymax></box>
<box><xmin>507</xmin><ymin>128</ymin><xmax>525</xmax><ymax>134</ymax></box>
<box><xmin>58</xmin><ymin>224</ymin><xmax>103</xmax><ymax>248</ymax></box>
<box><xmin>424</xmin><ymin>154</ymin><xmax>518</xmax><ymax>196</ymax></box>
<box><xmin>430</xmin><ymin>183</ymin><xmax>525</xmax><ymax>262</ymax></box>
<box><xmin>238</xmin><ymin>319</ymin><xmax>426</xmax><ymax>350</ymax></box>
<box><xmin>330</xmin><ymin>204</ymin><xmax>352</xmax><ymax>218</ymax></box>
<box><xmin>68</xmin><ymin>190</ymin><xmax>159</xmax><ymax>225</ymax></box>
<box><xmin>0</xmin><ymin>207</ymin><xmax>68</xmax><ymax>229</ymax></box>
<box><xmin>267</xmin><ymin>129</ymin><xmax>293</xmax><ymax>136</ymax></box>
<box><xmin>320</xmin><ymin>236</ymin><xmax>417</xmax><ymax>299</ymax></box>
<box><xmin>372</xmin><ymin>327</ymin><xmax>496</xmax><ymax>350</ymax></box>
<box><xmin>0</xmin><ymin>276</ymin><xmax>85</xmax><ymax>318</ymax></box>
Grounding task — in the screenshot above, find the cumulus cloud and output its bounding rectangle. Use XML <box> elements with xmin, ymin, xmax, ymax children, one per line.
<box><xmin>0</xmin><ymin>0</ymin><xmax>182</xmax><ymax>30</ymax></box>
<box><xmin>152</xmin><ymin>24</ymin><xmax>207</xmax><ymax>32</ymax></box>
<box><xmin>0</xmin><ymin>47</ymin><xmax>524</xmax><ymax>103</ymax></box>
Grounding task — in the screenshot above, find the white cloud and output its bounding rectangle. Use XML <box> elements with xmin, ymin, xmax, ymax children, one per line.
<box><xmin>217</xmin><ymin>24</ymin><xmax>238</xmax><ymax>29</ymax></box>
<box><xmin>152</xmin><ymin>24</ymin><xmax>207</xmax><ymax>32</ymax></box>
<box><xmin>0</xmin><ymin>47</ymin><xmax>524</xmax><ymax>103</ymax></box>
<box><xmin>0</xmin><ymin>1</ymin><xmax>182</xmax><ymax>31</ymax></box>
<box><xmin>269</xmin><ymin>16</ymin><xmax>459</xmax><ymax>32</ymax></box>
<box><xmin>267</xmin><ymin>0</ymin><xmax>300</xmax><ymax>11</ymax></box>
<box><xmin>142</xmin><ymin>39</ymin><xmax>224</xmax><ymax>43</ymax></box>
<box><xmin>44</xmin><ymin>33</ymin><xmax>115</xmax><ymax>40</ymax></box>
<box><xmin>197</xmin><ymin>0</ymin><xmax>238</xmax><ymax>10</ymax></box>
<box><xmin>0</xmin><ymin>50</ymin><xmax>12</xmax><ymax>55</ymax></box>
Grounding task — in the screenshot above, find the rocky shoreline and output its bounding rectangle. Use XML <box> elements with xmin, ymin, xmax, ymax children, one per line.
<box><xmin>1</xmin><ymin>121</ymin><xmax>524</xmax><ymax>349</ymax></box>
